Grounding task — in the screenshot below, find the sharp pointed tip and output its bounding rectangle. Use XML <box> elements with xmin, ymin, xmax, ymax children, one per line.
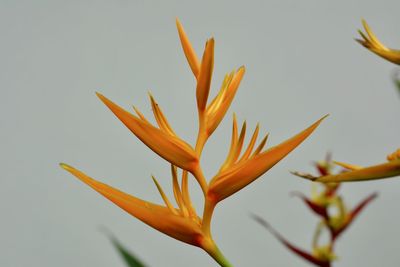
<box><xmin>59</xmin><ymin>162</ymin><xmax>70</xmax><ymax>170</ymax></box>
<box><xmin>148</xmin><ymin>91</ymin><xmax>155</xmax><ymax>101</ymax></box>
<box><xmin>361</xmin><ymin>18</ymin><xmax>367</xmax><ymax>25</ymax></box>
<box><xmin>96</xmin><ymin>92</ymin><xmax>107</xmax><ymax>102</ymax></box>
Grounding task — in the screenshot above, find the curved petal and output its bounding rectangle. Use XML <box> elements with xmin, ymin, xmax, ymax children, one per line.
<box><xmin>176</xmin><ymin>18</ymin><xmax>200</xmax><ymax>78</ymax></box>
<box><xmin>60</xmin><ymin>163</ymin><xmax>203</xmax><ymax>246</ymax></box>
<box><xmin>206</xmin><ymin>67</ymin><xmax>245</xmax><ymax>135</ymax></box>
<box><xmin>357</xmin><ymin>20</ymin><xmax>400</xmax><ymax>65</ymax></box>
<box><xmin>96</xmin><ymin>93</ymin><xmax>199</xmax><ymax>172</ymax></box>
<box><xmin>208</xmin><ymin>116</ymin><xmax>326</xmax><ymax>202</ymax></box>
<box><xmin>312</xmin><ymin>160</ymin><xmax>400</xmax><ymax>183</ymax></box>
<box><xmin>196</xmin><ymin>38</ymin><xmax>214</xmax><ymax>111</ymax></box>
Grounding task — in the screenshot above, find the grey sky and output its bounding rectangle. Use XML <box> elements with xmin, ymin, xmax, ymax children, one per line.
<box><xmin>1</xmin><ymin>1</ymin><xmax>400</xmax><ymax>266</ymax></box>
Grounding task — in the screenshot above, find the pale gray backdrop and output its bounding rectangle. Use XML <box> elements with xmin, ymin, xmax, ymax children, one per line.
<box><xmin>1</xmin><ymin>1</ymin><xmax>400</xmax><ymax>266</ymax></box>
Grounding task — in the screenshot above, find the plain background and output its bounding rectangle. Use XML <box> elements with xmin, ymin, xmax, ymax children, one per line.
<box><xmin>1</xmin><ymin>1</ymin><xmax>400</xmax><ymax>266</ymax></box>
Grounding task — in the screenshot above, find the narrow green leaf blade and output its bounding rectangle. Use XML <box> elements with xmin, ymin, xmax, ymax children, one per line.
<box><xmin>103</xmin><ymin>229</ymin><xmax>147</xmax><ymax>267</ymax></box>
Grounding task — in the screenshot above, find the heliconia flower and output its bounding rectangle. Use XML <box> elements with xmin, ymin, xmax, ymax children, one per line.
<box><xmin>59</xmin><ymin>163</ymin><xmax>204</xmax><ymax>246</ymax></box>
<box><xmin>62</xmin><ymin>18</ymin><xmax>326</xmax><ymax>267</ymax></box>
<box><xmin>293</xmin><ymin>190</ymin><xmax>377</xmax><ymax>240</ymax></box>
<box><xmin>95</xmin><ymin>92</ymin><xmax>199</xmax><ymax>173</ymax></box>
<box><xmin>61</xmin><ymin>163</ymin><xmax>232</xmax><ymax>266</ymax></box>
<box><xmin>207</xmin><ymin>115</ymin><xmax>327</xmax><ymax>203</ymax></box>
<box><xmin>294</xmin><ymin>149</ymin><xmax>400</xmax><ymax>183</ymax></box>
<box><xmin>176</xmin><ymin>18</ymin><xmax>245</xmax><ymax>138</ymax></box>
<box><xmin>356</xmin><ymin>19</ymin><xmax>400</xmax><ymax>65</ymax></box>
<box><xmin>329</xmin><ymin>192</ymin><xmax>377</xmax><ymax>241</ymax></box>
<box><xmin>252</xmin><ymin>214</ymin><xmax>332</xmax><ymax>267</ymax></box>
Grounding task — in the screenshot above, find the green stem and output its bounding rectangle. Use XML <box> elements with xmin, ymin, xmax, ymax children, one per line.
<box><xmin>202</xmin><ymin>238</ymin><xmax>234</xmax><ymax>267</ymax></box>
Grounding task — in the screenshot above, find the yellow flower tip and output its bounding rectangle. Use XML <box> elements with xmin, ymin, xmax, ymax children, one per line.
<box><xmin>356</xmin><ymin>20</ymin><xmax>400</xmax><ymax>65</ymax></box>
<box><xmin>176</xmin><ymin>17</ymin><xmax>200</xmax><ymax>78</ymax></box>
<box><xmin>95</xmin><ymin>91</ymin><xmax>105</xmax><ymax>100</ymax></box>
<box><xmin>387</xmin><ymin>149</ymin><xmax>400</xmax><ymax>161</ymax></box>
<box><xmin>59</xmin><ymin>162</ymin><xmax>72</xmax><ymax>171</ymax></box>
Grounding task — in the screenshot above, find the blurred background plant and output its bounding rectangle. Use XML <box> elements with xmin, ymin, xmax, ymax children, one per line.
<box><xmin>252</xmin><ymin>154</ymin><xmax>377</xmax><ymax>267</ymax></box>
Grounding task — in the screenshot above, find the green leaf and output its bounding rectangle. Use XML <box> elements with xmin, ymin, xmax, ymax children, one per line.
<box><xmin>391</xmin><ymin>69</ymin><xmax>400</xmax><ymax>95</ymax></box>
<box><xmin>102</xmin><ymin>228</ymin><xmax>147</xmax><ymax>267</ymax></box>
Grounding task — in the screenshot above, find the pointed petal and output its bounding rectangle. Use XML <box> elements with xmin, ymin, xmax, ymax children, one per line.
<box><xmin>171</xmin><ymin>165</ymin><xmax>189</xmax><ymax>217</ymax></box>
<box><xmin>251</xmin><ymin>214</ymin><xmax>330</xmax><ymax>267</ymax></box>
<box><xmin>151</xmin><ymin>175</ymin><xmax>179</xmax><ymax>215</ymax></box>
<box><xmin>181</xmin><ymin>170</ymin><xmax>198</xmax><ymax>220</ymax></box>
<box><xmin>313</xmin><ymin>160</ymin><xmax>400</xmax><ymax>183</ymax></box>
<box><xmin>132</xmin><ymin>106</ymin><xmax>149</xmax><ymax>123</ymax></box>
<box><xmin>96</xmin><ymin>93</ymin><xmax>198</xmax><ymax>172</ymax></box>
<box><xmin>333</xmin><ymin>192</ymin><xmax>378</xmax><ymax>240</ymax></box>
<box><xmin>209</xmin><ymin>116</ymin><xmax>326</xmax><ymax>202</ymax></box>
<box><xmin>60</xmin><ymin>163</ymin><xmax>203</xmax><ymax>246</ymax></box>
<box><xmin>148</xmin><ymin>93</ymin><xmax>176</xmax><ymax>136</ymax></box>
<box><xmin>252</xmin><ymin>133</ymin><xmax>269</xmax><ymax>156</ymax></box>
<box><xmin>219</xmin><ymin>114</ymin><xmax>239</xmax><ymax>172</ymax></box>
<box><xmin>207</xmin><ymin>72</ymin><xmax>234</xmax><ymax>115</ymax></box>
<box><xmin>232</xmin><ymin>121</ymin><xmax>247</xmax><ymax>162</ymax></box>
<box><xmin>291</xmin><ymin>170</ymin><xmax>319</xmax><ymax>180</ymax></box>
<box><xmin>333</xmin><ymin>161</ymin><xmax>363</xmax><ymax>171</ymax></box>
<box><xmin>206</xmin><ymin>67</ymin><xmax>245</xmax><ymax>135</ymax></box>
<box><xmin>176</xmin><ymin>18</ymin><xmax>200</xmax><ymax>78</ymax></box>
<box><xmin>291</xmin><ymin>192</ymin><xmax>328</xmax><ymax>219</ymax></box>
<box><xmin>357</xmin><ymin>20</ymin><xmax>400</xmax><ymax>65</ymax></box>
<box><xmin>238</xmin><ymin>123</ymin><xmax>260</xmax><ymax>162</ymax></box>
<box><xmin>196</xmin><ymin>38</ymin><xmax>214</xmax><ymax>111</ymax></box>
<box><xmin>361</xmin><ymin>19</ymin><xmax>388</xmax><ymax>51</ymax></box>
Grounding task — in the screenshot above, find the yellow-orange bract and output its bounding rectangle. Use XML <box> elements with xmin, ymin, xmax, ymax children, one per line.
<box><xmin>60</xmin><ymin>18</ymin><xmax>325</xmax><ymax>267</ymax></box>
<box><xmin>356</xmin><ymin>19</ymin><xmax>400</xmax><ymax>65</ymax></box>
<box><xmin>293</xmin><ymin>149</ymin><xmax>400</xmax><ymax>183</ymax></box>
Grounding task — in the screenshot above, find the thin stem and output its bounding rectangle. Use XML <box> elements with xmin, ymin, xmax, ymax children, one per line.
<box><xmin>202</xmin><ymin>198</ymin><xmax>216</xmax><ymax>237</ymax></box>
<box><xmin>195</xmin><ymin>111</ymin><xmax>209</xmax><ymax>156</ymax></box>
<box><xmin>201</xmin><ymin>237</ymin><xmax>234</xmax><ymax>267</ymax></box>
<box><xmin>192</xmin><ymin>166</ymin><xmax>208</xmax><ymax>197</ymax></box>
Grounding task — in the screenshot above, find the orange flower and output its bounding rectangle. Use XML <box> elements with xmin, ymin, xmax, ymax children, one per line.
<box><xmin>61</xmin><ymin>18</ymin><xmax>325</xmax><ymax>267</ymax></box>
<box><xmin>208</xmin><ymin>114</ymin><xmax>327</xmax><ymax>203</ymax></box>
<box><xmin>356</xmin><ymin>19</ymin><xmax>400</xmax><ymax>65</ymax></box>
<box><xmin>60</xmin><ymin>163</ymin><xmax>204</xmax><ymax>246</ymax></box>
<box><xmin>294</xmin><ymin>149</ymin><xmax>400</xmax><ymax>183</ymax></box>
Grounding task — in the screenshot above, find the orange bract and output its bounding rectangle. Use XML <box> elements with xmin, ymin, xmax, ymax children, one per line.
<box><xmin>61</xmin><ymin>18</ymin><xmax>325</xmax><ymax>267</ymax></box>
<box><xmin>356</xmin><ymin>19</ymin><xmax>400</xmax><ymax>65</ymax></box>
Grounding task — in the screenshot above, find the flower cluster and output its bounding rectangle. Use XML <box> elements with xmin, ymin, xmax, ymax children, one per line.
<box><xmin>254</xmin><ymin>154</ymin><xmax>377</xmax><ymax>267</ymax></box>
<box><xmin>357</xmin><ymin>19</ymin><xmax>400</xmax><ymax>65</ymax></box>
<box><xmin>60</xmin><ymin>19</ymin><xmax>325</xmax><ymax>266</ymax></box>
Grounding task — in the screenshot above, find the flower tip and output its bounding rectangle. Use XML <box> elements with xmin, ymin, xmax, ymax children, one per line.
<box><xmin>95</xmin><ymin>91</ymin><xmax>107</xmax><ymax>102</ymax></box>
<box><xmin>313</xmin><ymin>114</ymin><xmax>329</xmax><ymax>128</ymax></box>
<box><xmin>175</xmin><ymin>17</ymin><xmax>182</xmax><ymax>27</ymax></box>
<box><xmin>147</xmin><ymin>91</ymin><xmax>155</xmax><ymax>100</ymax></box>
<box><xmin>361</xmin><ymin>18</ymin><xmax>368</xmax><ymax>27</ymax></box>
<box><xmin>59</xmin><ymin>162</ymin><xmax>71</xmax><ymax>170</ymax></box>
